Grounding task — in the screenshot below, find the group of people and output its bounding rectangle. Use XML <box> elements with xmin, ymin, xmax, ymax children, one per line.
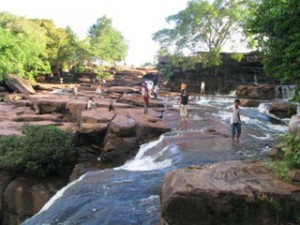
<box><xmin>179</xmin><ymin>81</ymin><xmax>242</xmax><ymax>142</ymax></box>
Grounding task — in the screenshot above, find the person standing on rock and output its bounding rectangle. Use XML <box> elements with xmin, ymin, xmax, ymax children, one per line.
<box><xmin>227</xmin><ymin>99</ymin><xmax>242</xmax><ymax>142</ymax></box>
<box><xmin>181</xmin><ymin>82</ymin><xmax>187</xmax><ymax>94</ymax></box>
<box><xmin>142</xmin><ymin>90</ymin><xmax>150</xmax><ymax>115</ymax></box>
<box><xmin>87</xmin><ymin>97</ymin><xmax>96</xmax><ymax>110</ymax></box>
<box><xmin>179</xmin><ymin>89</ymin><xmax>189</xmax><ymax>121</ymax></box>
<box><xmin>200</xmin><ymin>81</ymin><xmax>205</xmax><ymax>95</ymax></box>
<box><xmin>95</xmin><ymin>84</ymin><xmax>102</xmax><ymax>98</ymax></box>
<box><xmin>74</xmin><ymin>84</ymin><xmax>79</xmax><ymax>98</ymax></box>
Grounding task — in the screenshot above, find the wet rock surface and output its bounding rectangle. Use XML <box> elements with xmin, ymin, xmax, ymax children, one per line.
<box><xmin>289</xmin><ymin>115</ymin><xmax>300</xmax><ymax>137</ymax></box>
<box><xmin>0</xmin><ymin>71</ymin><xmax>170</xmax><ymax>225</ymax></box>
<box><xmin>236</xmin><ymin>84</ymin><xmax>275</xmax><ymax>100</ymax></box>
<box><xmin>161</xmin><ymin>161</ymin><xmax>300</xmax><ymax>225</ymax></box>
<box><xmin>269</xmin><ymin>102</ymin><xmax>297</xmax><ymax>118</ymax></box>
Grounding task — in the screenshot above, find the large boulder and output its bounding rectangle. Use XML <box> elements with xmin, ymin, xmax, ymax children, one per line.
<box><xmin>161</xmin><ymin>161</ymin><xmax>300</xmax><ymax>225</ymax></box>
<box><xmin>101</xmin><ymin>134</ymin><xmax>139</xmax><ymax>164</ymax></box>
<box><xmin>118</xmin><ymin>95</ymin><xmax>165</xmax><ymax>108</ymax></box>
<box><xmin>107</xmin><ymin>86</ymin><xmax>140</xmax><ymax>94</ymax></box>
<box><xmin>66</xmin><ymin>100</ymin><xmax>87</xmax><ymax>120</ymax></box>
<box><xmin>239</xmin><ymin>98</ymin><xmax>261</xmax><ymax>107</ymax></box>
<box><xmin>289</xmin><ymin>114</ymin><xmax>300</xmax><ymax>137</ymax></box>
<box><xmin>269</xmin><ymin>102</ymin><xmax>297</xmax><ymax>118</ymax></box>
<box><xmin>135</xmin><ymin>120</ymin><xmax>170</xmax><ymax>140</ymax></box>
<box><xmin>4</xmin><ymin>74</ymin><xmax>35</xmax><ymax>94</ymax></box>
<box><xmin>0</xmin><ymin>172</ymin><xmax>14</xmax><ymax>225</ymax></box>
<box><xmin>107</xmin><ymin>114</ymin><xmax>136</xmax><ymax>137</ymax></box>
<box><xmin>80</xmin><ymin>109</ymin><xmax>115</xmax><ymax>123</ymax></box>
<box><xmin>236</xmin><ymin>84</ymin><xmax>275</xmax><ymax>100</ymax></box>
<box><xmin>32</xmin><ymin>97</ymin><xmax>67</xmax><ymax>114</ymax></box>
<box><xmin>3</xmin><ymin>176</ymin><xmax>67</xmax><ymax>225</ymax></box>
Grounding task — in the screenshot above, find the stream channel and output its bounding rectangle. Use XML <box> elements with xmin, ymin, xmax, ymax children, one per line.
<box><xmin>22</xmin><ymin>95</ymin><xmax>289</xmax><ymax>225</ymax></box>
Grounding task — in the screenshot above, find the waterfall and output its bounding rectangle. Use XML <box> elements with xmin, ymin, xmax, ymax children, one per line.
<box><xmin>275</xmin><ymin>85</ymin><xmax>296</xmax><ymax>100</ymax></box>
<box><xmin>258</xmin><ymin>103</ymin><xmax>270</xmax><ymax>114</ymax></box>
<box><xmin>254</xmin><ymin>75</ymin><xmax>258</xmax><ymax>85</ymax></box>
<box><xmin>116</xmin><ymin>135</ymin><xmax>179</xmax><ymax>171</ymax></box>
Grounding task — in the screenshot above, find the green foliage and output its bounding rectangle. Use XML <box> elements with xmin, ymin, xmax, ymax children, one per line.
<box><xmin>0</xmin><ymin>12</ymin><xmax>50</xmax><ymax>80</ymax></box>
<box><xmin>280</xmin><ymin>134</ymin><xmax>300</xmax><ymax>168</ymax></box>
<box><xmin>156</xmin><ymin>50</ymin><xmax>197</xmax><ymax>79</ymax></box>
<box><xmin>230</xmin><ymin>53</ymin><xmax>244</xmax><ymax>63</ymax></box>
<box><xmin>247</xmin><ymin>0</ymin><xmax>300</xmax><ymax>86</ymax></box>
<box><xmin>0</xmin><ymin>125</ymin><xmax>75</xmax><ymax>178</ymax></box>
<box><xmin>270</xmin><ymin>134</ymin><xmax>300</xmax><ymax>181</ymax></box>
<box><xmin>88</xmin><ymin>16</ymin><xmax>128</xmax><ymax>63</ymax></box>
<box><xmin>153</xmin><ymin>0</ymin><xmax>255</xmax><ymax>69</ymax></box>
<box><xmin>97</xmin><ymin>66</ymin><xmax>111</xmax><ymax>79</ymax></box>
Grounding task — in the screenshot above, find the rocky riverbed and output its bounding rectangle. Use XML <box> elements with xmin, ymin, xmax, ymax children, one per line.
<box><xmin>0</xmin><ymin>68</ymin><xmax>300</xmax><ymax>225</ymax></box>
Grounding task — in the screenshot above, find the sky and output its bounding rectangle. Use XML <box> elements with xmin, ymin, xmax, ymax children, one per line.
<box><xmin>1</xmin><ymin>0</ymin><xmax>189</xmax><ymax>66</ymax></box>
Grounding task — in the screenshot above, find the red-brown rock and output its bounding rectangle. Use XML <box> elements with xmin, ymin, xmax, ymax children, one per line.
<box><xmin>269</xmin><ymin>102</ymin><xmax>297</xmax><ymax>118</ymax></box>
<box><xmin>289</xmin><ymin>115</ymin><xmax>300</xmax><ymax>137</ymax></box>
<box><xmin>118</xmin><ymin>95</ymin><xmax>165</xmax><ymax>108</ymax></box>
<box><xmin>80</xmin><ymin>109</ymin><xmax>115</xmax><ymax>123</ymax></box>
<box><xmin>102</xmin><ymin>134</ymin><xmax>138</xmax><ymax>164</ymax></box>
<box><xmin>236</xmin><ymin>84</ymin><xmax>275</xmax><ymax>100</ymax></box>
<box><xmin>239</xmin><ymin>98</ymin><xmax>261</xmax><ymax>107</ymax></box>
<box><xmin>161</xmin><ymin>161</ymin><xmax>300</xmax><ymax>225</ymax></box>
<box><xmin>107</xmin><ymin>114</ymin><xmax>136</xmax><ymax>137</ymax></box>
<box><xmin>4</xmin><ymin>74</ymin><xmax>36</xmax><ymax>94</ymax></box>
<box><xmin>3</xmin><ymin>177</ymin><xmax>67</xmax><ymax>222</ymax></box>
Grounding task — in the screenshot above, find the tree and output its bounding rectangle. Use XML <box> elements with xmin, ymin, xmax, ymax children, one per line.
<box><xmin>0</xmin><ymin>12</ymin><xmax>50</xmax><ymax>80</ymax></box>
<box><xmin>37</xmin><ymin>20</ymin><xmax>76</xmax><ymax>75</ymax></box>
<box><xmin>153</xmin><ymin>0</ymin><xmax>255</xmax><ymax>68</ymax></box>
<box><xmin>88</xmin><ymin>16</ymin><xmax>128</xmax><ymax>64</ymax></box>
<box><xmin>247</xmin><ymin>0</ymin><xmax>300</xmax><ymax>88</ymax></box>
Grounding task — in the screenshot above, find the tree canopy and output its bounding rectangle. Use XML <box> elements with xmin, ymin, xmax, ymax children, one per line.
<box><xmin>247</xmin><ymin>0</ymin><xmax>300</xmax><ymax>85</ymax></box>
<box><xmin>0</xmin><ymin>13</ymin><xmax>127</xmax><ymax>80</ymax></box>
<box><xmin>0</xmin><ymin>12</ymin><xmax>49</xmax><ymax>79</ymax></box>
<box><xmin>88</xmin><ymin>16</ymin><xmax>128</xmax><ymax>64</ymax></box>
<box><xmin>153</xmin><ymin>0</ymin><xmax>255</xmax><ymax>67</ymax></box>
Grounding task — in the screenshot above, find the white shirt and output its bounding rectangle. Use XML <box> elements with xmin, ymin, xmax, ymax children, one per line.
<box><xmin>228</xmin><ymin>105</ymin><xmax>241</xmax><ymax>124</ymax></box>
<box><xmin>87</xmin><ymin>100</ymin><xmax>95</xmax><ymax>110</ymax></box>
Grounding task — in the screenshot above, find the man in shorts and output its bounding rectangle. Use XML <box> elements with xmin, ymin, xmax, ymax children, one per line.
<box><xmin>227</xmin><ymin>99</ymin><xmax>242</xmax><ymax>142</ymax></box>
<box><xmin>179</xmin><ymin>89</ymin><xmax>189</xmax><ymax>121</ymax></box>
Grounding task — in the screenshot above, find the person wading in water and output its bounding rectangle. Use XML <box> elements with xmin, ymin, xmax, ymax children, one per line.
<box><xmin>227</xmin><ymin>99</ymin><xmax>242</xmax><ymax>142</ymax></box>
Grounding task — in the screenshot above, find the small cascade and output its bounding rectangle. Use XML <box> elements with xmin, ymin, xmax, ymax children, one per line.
<box><xmin>297</xmin><ymin>104</ymin><xmax>300</xmax><ymax>115</ymax></box>
<box><xmin>275</xmin><ymin>85</ymin><xmax>296</xmax><ymax>100</ymax></box>
<box><xmin>258</xmin><ymin>103</ymin><xmax>270</xmax><ymax>114</ymax></box>
<box><xmin>254</xmin><ymin>75</ymin><xmax>258</xmax><ymax>85</ymax></box>
<box><xmin>116</xmin><ymin>135</ymin><xmax>179</xmax><ymax>171</ymax></box>
<box><xmin>229</xmin><ymin>90</ymin><xmax>236</xmax><ymax>96</ymax></box>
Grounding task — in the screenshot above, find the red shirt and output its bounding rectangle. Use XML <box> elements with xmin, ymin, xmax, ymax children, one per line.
<box><xmin>143</xmin><ymin>95</ymin><xmax>149</xmax><ymax>103</ymax></box>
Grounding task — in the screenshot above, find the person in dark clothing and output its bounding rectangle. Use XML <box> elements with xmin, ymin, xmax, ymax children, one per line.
<box><xmin>179</xmin><ymin>89</ymin><xmax>189</xmax><ymax>121</ymax></box>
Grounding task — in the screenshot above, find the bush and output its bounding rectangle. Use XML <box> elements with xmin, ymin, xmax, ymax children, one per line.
<box><xmin>0</xmin><ymin>125</ymin><xmax>75</xmax><ymax>178</ymax></box>
<box><xmin>270</xmin><ymin>133</ymin><xmax>300</xmax><ymax>180</ymax></box>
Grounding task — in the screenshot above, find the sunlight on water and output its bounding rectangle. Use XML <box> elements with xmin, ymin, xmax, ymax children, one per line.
<box><xmin>117</xmin><ymin>146</ymin><xmax>173</xmax><ymax>171</ymax></box>
<box><xmin>258</xmin><ymin>103</ymin><xmax>269</xmax><ymax>114</ymax></box>
<box><xmin>115</xmin><ymin>135</ymin><xmax>178</xmax><ymax>171</ymax></box>
<box><xmin>247</xmin><ymin>134</ymin><xmax>272</xmax><ymax>140</ymax></box>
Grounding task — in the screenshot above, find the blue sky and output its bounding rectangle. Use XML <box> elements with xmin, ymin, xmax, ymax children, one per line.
<box><xmin>1</xmin><ymin>0</ymin><xmax>189</xmax><ymax>66</ymax></box>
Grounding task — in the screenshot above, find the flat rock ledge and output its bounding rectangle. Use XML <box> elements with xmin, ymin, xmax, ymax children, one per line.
<box><xmin>161</xmin><ymin>160</ymin><xmax>300</xmax><ymax>225</ymax></box>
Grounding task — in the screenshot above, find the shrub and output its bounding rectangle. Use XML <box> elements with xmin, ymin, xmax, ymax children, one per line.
<box><xmin>280</xmin><ymin>133</ymin><xmax>300</xmax><ymax>168</ymax></box>
<box><xmin>0</xmin><ymin>125</ymin><xmax>75</xmax><ymax>178</ymax></box>
<box><xmin>270</xmin><ymin>133</ymin><xmax>300</xmax><ymax>180</ymax></box>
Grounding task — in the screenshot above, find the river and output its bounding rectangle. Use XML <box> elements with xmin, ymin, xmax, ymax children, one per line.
<box><xmin>22</xmin><ymin>95</ymin><xmax>288</xmax><ymax>225</ymax></box>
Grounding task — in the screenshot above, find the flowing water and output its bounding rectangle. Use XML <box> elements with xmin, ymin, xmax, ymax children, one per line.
<box><xmin>22</xmin><ymin>95</ymin><xmax>289</xmax><ymax>225</ymax></box>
